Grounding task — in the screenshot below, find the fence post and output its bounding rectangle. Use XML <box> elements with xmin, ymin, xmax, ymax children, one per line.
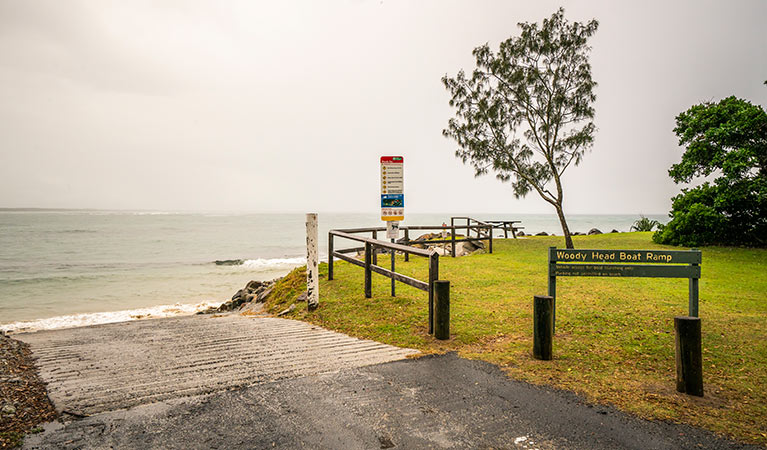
<box><xmin>428</xmin><ymin>252</ymin><xmax>439</xmax><ymax>334</ymax></box>
<box><xmin>533</xmin><ymin>295</ymin><xmax>553</xmax><ymax>360</ymax></box>
<box><xmin>488</xmin><ymin>225</ymin><xmax>493</xmax><ymax>254</ymax></box>
<box><xmin>328</xmin><ymin>232</ymin><xmax>334</xmax><ymax>281</ymax></box>
<box><xmin>548</xmin><ymin>247</ymin><xmax>557</xmax><ymax>334</ymax></box>
<box><xmin>404</xmin><ymin>228</ymin><xmax>410</xmax><ymax>262</ymax></box>
<box><xmin>364</xmin><ymin>242</ymin><xmax>372</xmax><ymax>298</ymax></box>
<box><xmin>451</xmin><ymin>226</ymin><xmax>456</xmax><ymax>258</ymax></box>
<box><xmin>371</xmin><ymin>230</ymin><xmax>378</xmax><ymax>266</ymax></box>
<box><xmin>675</xmin><ymin>316</ymin><xmax>703</xmax><ymax>396</ymax></box>
<box><xmin>434</xmin><ymin>280</ymin><xmax>450</xmax><ymax>340</ymax></box>
<box><xmin>306</xmin><ymin>213</ymin><xmax>319</xmax><ymax>311</ymax></box>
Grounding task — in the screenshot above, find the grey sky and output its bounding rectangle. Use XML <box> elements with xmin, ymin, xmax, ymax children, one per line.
<box><xmin>1</xmin><ymin>0</ymin><xmax>765</xmax><ymax>215</ymax></box>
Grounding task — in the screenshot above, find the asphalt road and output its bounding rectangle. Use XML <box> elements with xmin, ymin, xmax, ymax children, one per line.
<box><xmin>24</xmin><ymin>353</ymin><xmax>760</xmax><ymax>450</ymax></box>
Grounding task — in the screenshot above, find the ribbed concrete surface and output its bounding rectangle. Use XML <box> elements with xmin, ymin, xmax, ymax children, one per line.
<box><xmin>17</xmin><ymin>315</ymin><xmax>417</xmax><ymax>415</ymax></box>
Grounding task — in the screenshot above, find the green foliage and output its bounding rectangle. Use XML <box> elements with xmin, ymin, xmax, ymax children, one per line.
<box><xmin>442</xmin><ymin>8</ymin><xmax>599</xmax><ymax>249</ymax></box>
<box><xmin>630</xmin><ymin>215</ymin><xmax>660</xmax><ymax>232</ymax></box>
<box><xmin>654</xmin><ymin>95</ymin><xmax>767</xmax><ymax>247</ymax></box>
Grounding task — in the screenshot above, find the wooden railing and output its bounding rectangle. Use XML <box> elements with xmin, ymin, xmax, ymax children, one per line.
<box><xmin>328</xmin><ymin>229</ymin><xmax>440</xmax><ymax>333</ymax></box>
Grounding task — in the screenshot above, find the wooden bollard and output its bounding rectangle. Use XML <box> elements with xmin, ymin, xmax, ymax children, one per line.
<box><xmin>533</xmin><ymin>295</ymin><xmax>553</xmax><ymax>360</ymax></box>
<box><xmin>675</xmin><ymin>316</ymin><xmax>703</xmax><ymax>396</ymax></box>
<box><xmin>434</xmin><ymin>280</ymin><xmax>450</xmax><ymax>340</ymax></box>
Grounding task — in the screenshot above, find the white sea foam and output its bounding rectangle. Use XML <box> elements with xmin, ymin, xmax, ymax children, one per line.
<box><xmin>239</xmin><ymin>257</ymin><xmax>306</xmax><ymax>270</ymax></box>
<box><xmin>0</xmin><ymin>300</ymin><xmax>225</xmax><ymax>334</ymax></box>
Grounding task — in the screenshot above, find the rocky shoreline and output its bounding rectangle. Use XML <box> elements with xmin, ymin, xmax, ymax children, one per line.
<box><xmin>0</xmin><ymin>331</ymin><xmax>57</xmax><ymax>448</ymax></box>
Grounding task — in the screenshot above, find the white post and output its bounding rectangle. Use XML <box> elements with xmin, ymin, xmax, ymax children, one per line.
<box><xmin>306</xmin><ymin>213</ymin><xmax>319</xmax><ymax>311</ymax></box>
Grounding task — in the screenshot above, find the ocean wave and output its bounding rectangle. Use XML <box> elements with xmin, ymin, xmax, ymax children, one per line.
<box><xmin>0</xmin><ymin>300</ymin><xmax>225</xmax><ymax>334</ymax></box>
<box><xmin>213</xmin><ymin>257</ymin><xmax>306</xmax><ymax>270</ymax></box>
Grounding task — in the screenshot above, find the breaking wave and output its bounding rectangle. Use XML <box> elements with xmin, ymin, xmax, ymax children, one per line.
<box><xmin>1</xmin><ymin>300</ymin><xmax>225</xmax><ymax>334</ymax></box>
<box><xmin>214</xmin><ymin>257</ymin><xmax>306</xmax><ymax>270</ymax></box>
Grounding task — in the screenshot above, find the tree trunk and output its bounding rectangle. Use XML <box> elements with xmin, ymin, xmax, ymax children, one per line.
<box><xmin>554</xmin><ymin>204</ymin><xmax>574</xmax><ymax>249</ymax></box>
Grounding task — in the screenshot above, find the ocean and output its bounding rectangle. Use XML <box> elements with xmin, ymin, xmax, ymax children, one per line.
<box><xmin>0</xmin><ymin>210</ymin><xmax>666</xmax><ymax>333</ymax></box>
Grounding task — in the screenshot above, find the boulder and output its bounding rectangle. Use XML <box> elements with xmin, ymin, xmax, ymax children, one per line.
<box><xmin>231</xmin><ymin>289</ymin><xmax>244</xmax><ymax>301</ymax></box>
<box><xmin>535</xmin><ymin>231</ymin><xmax>548</xmax><ymax>236</ymax></box>
<box><xmin>610</xmin><ymin>229</ymin><xmax>619</xmax><ymax>233</ymax></box>
<box><xmin>246</xmin><ymin>280</ymin><xmax>263</xmax><ymax>292</ymax></box>
<box><xmin>296</xmin><ymin>292</ymin><xmax>308</xmax><ymax>302</ymax></box>
<box><xmin>516</xmin><ymin>231</ymin><xmax>525</xmax><ymax>236</ymax></box>
<box><xmin>588</xmin><ymin>228</ymin><xmax>603</xmax><ymax>235</ymax></box>
<box><xmin>572</xmin><ymin>232</ymin><xmax>582</xmax><ymax>236</ymax></box>
<box><xmin>256</xmin><ymin>287</ymin><xmax>273</xmax><ymax>303</ymax></box>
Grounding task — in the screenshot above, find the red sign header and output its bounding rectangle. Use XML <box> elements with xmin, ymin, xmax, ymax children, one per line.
<box><xmin>380</xmin><ymin>156</ymin><xmax>403</xmax><ymax>163</ymax></box>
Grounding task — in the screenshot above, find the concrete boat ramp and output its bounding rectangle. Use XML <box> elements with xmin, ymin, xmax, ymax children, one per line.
<box><xmin>16</xmin><ymin>314</ymin><xmax>415</xmax><ymax>416</ymax></box>
<box><xmin>16</xmin><ymin>314</ymin><xmax>760</xmax><ymax>449</ymax></box>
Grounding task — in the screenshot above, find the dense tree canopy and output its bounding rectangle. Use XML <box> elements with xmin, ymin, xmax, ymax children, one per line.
<box><xmin>442</xmin><ymin>8</ymin><xmax>599</xmax><ymax>249</ymax></box>
<box><xmin>653</xmin><ymin>95</ymin><xmax>767</xmax><ymax>247</ymax></box>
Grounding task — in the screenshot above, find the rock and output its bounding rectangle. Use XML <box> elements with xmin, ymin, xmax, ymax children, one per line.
<box><xmin>231</xmin><ymin>289</ymin><xmax>244</xmax><ymax>301</ymax></box>
<box><xmin>588</xmin><ymin>228</ymin><xmax>603</xmax><ymax>235</ymax></box>
<box><xmin>244</xmin><ymin>293</ymin><xmax>255</xmax><ymax>302</ymax></box>
<box><xmin>277</xmin><ymin>304</ymin><xmax>296</xmax><ymax>316</ymax></box>
<box><xmin>296</xmin><ymin>292</ymin><xmax>308</xmax><ymax>302</ymax></box>
<box><xmin>611</xmin><ymin>229</ymin><xmax>619</xmax><ymax>233</ymax></box>
<box><xmin>535</xmin><ymin>231</ymin><xmax>548</xmax><ymax>236</ymax></box>
<box><xmin>256</xmin><ymin>287</ymin><xmax>273</xmax><ymax>303</ymax></box>
<box><xmin>432</xmin><ymin>247</ymin><xmax>448</xmax><ymax>256</ymax></box>
<box><xmin>215</xmin><ymin>259</ymin><xmax>244</xmax><ymax>266</ymax></box>
<box><xmin>245</xmin><ymin>280</ymin><xmax>263</xmax><ymax>292</ymax></box>
<box><xmin>572</xmin><ymin>232</ymin><xmax>582</xmax><ymax>236</ymax></box>
<box><xmin>2</xmin><ymin>404</ymin><xmax>16</xmax><ymax>415</ymax></box>
<box><xmin>516</xmin><ymin>231</ymin><xmax>525</xmax><ymax>236</ymax></box>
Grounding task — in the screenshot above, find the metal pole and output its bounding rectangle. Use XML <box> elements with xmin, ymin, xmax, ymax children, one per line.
<box><xmin>306</xmin><ymin>213</ymin><xmax>319</xmax><ymax>311</ymax></box>
<box><xmin>390</xmin><ymin>238</ymin><xmax>395</xmax><ymax>297</ymax></box>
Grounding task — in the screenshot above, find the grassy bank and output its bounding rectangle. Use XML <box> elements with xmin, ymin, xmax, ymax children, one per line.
<box><xmin>264</xmin><ymin>232</ymin><xmax>767</xmax><ymax>445</ymax></box>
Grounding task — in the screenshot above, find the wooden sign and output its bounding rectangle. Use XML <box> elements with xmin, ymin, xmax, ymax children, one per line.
<box><xmin>548</xmin><ymin>247</ymin><xmax>702</xmax><ymax>331</ymax></box>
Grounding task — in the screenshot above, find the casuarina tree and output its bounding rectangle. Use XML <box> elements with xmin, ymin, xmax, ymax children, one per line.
<box><xmin>653</xmin><ymin>94</ymin><xmax>767</xmax><ymax>247</ymax></box>
<box><xmin>442</xmin><ymin>8</ymin><xmax>599</xmax><ymax>249</ymax></box>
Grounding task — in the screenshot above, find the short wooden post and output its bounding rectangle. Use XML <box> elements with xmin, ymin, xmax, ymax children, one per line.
<box><xmin>434</xmin><ymin>280</ymin><xmax>450</xmax><ymax>340</ymax></box>
<box><xmin>404</xmin><ymin>228</ymin><xmax>410</xmax><ymax>262</ymax></box>
<box><xmin>427</xmin><ymin>252</ymin><xmax>439</xmax><ymax>334</ymax></box>
<box><xmin>675</xmin><ymin>316</ymin><xmax>703</xmax><ymax>396</ymax></box>
<box><xmin>533</xmin><ymin>295</ymin><xmax>553</xmax><ymax>360</ymax></box>
<box><xmin>504</xmin><ymin>222</ymin><xmax>509</xmax><ymax>239</ymax></box>
<box><xmin>364</xmin><ymin>242</ymin><xmax>372</xmax><ymax>298</ymax></box>
<box><xmin>328</xmin><ymin>232</ymin><xmax>334</xmax><ymax>281</ymax></box>
<box><xmin>306</xmin><ymin>213</ymin><xmax>319</xmax><ymax>311</ymax></box>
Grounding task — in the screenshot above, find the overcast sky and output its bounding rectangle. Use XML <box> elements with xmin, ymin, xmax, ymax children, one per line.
<box><xmin>1</xmin><ymin>0</ymin><xmax>765</xmax><ymax>215</ymax></box>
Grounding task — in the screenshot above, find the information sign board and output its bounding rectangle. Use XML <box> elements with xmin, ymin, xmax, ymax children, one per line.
<box><xmin>381</xmin><ymin>156</ymin><xmax>404</xmax><ymax>221</ymax></box>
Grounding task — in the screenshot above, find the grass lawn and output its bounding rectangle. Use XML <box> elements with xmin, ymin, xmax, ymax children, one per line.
<box><xmin>264</xmin><ymin>232</ymin><xmax>767</xmax><ymax>445</ymax></box>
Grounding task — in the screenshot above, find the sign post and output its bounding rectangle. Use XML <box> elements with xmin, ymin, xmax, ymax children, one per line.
<box><xmin>381</xmin><ymin>156</ymin><xmax>403</xmax><ymax>297</ymax></box>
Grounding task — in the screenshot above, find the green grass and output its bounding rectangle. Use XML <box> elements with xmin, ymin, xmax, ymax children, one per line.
<box><xmin>264</xmin><ymin>232</ymin><xmax>767</xmax><ymax>445</ymax></box>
